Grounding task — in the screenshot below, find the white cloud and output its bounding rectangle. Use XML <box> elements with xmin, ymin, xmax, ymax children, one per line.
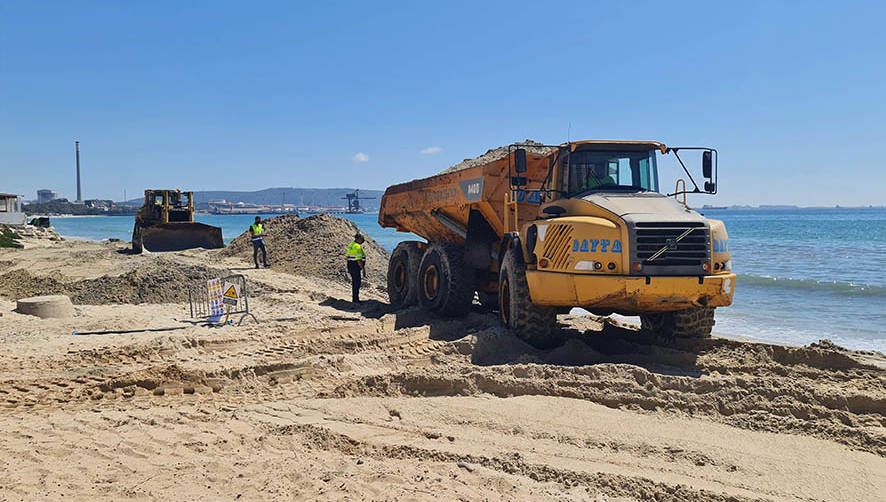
<box><xmin>420</xmin><ymin>146</ymin><xmax>442</xmax><ymax>155</ymax></box>
<box><xmin>352</xmin><ymin>152</ymin><xmax>369</xmax><ymax>163</ymax></box>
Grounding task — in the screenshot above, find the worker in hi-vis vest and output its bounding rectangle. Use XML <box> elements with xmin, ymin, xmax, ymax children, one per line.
<box><xmin>249</xmin><ymin>216</ymin><xmax>269</xmax><ymax>269</ymax></box>
<box><xmin>346</xmin><ymin>233</ymin><xmax>367</xmax><ymax>303</ymax></box>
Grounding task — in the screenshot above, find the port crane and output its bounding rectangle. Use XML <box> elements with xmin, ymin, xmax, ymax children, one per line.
<box><xmin>342</xmin><ymin>189</ymin><xmax>374</xmax><ymax>213</ymax></box>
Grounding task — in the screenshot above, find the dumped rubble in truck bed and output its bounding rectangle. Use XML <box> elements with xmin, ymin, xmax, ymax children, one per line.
<box><xmin>442</xmin><ymin>139</ymin><xmax>556</xmax><ymax>174</ymax></box>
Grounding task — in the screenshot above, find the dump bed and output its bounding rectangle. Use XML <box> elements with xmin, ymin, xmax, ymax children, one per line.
<box><xmin>378</xmin><ymin>150</ymin><xmax>552</xmax><ymax>244</ymax></box>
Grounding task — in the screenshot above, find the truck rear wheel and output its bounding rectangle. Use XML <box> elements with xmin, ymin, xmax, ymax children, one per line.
<box><xmin>417</xmin><ymin>242</ymin><xmax>474</xmax><ymax>317</ymax></box>
<box><xmin>387</xmin><ymin>241</ymin><xmax>423</xmax><ymax>308</ymax></box>
<box><xmin>498</xmin><ymin>248</ymin><xmax>557</xmax><ymax>348</ymax></box>
<box><xmin>640</xmin><ymin>307</ymin><xmax>715</xmax><ymax>339</ymax></box>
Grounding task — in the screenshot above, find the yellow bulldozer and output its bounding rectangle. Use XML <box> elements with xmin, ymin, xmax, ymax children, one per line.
<box><xmin>379</xmin><ymin>140</ymin><xmax>735</xmax><ymax>347</ymax></box>
<box><xmin>131</xmin><ymin>189</ymin><xmax>223</xmax><ymax>253</ymax></box>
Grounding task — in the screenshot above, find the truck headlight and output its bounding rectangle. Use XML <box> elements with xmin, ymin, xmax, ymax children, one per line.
<box><xmin>723</xmin><ymin>259</ymin><xmax>732</xmax><ymax>271</ymax></box>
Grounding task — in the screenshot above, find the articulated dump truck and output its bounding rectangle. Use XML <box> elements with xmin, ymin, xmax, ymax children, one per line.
<box><xmin>378</xmin><ymin>140</ymin><xmax>735</xmax><ymax>347</ymax></box>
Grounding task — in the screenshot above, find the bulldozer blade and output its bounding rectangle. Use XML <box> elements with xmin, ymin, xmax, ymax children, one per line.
<box><xmin>135</xmin><ymin>222</ymin><xmax>224</xmax><ymax>252</ymax></box>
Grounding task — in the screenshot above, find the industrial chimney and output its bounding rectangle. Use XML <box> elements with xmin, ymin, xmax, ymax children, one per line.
<box><xmin>75</xmin><ymin>141</ymin><xmax>82</xmax><ymax>202</ymax></box>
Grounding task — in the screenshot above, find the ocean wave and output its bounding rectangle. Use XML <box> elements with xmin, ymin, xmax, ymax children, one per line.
<box><xmin>738</xmin><ymin>273</ymin><xmax>886</xmax><ymax>297</ymax></box>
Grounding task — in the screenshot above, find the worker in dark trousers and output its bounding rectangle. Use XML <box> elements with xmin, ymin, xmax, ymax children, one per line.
<box><xmin>346</xmin><ymin>233</ymin><xmax>367</xmax><ymax>303</ymax></box>
<box><xmin>249</xmin><ymin>216</ymin><xmax>269</xmax><ymax>268</ymax></box>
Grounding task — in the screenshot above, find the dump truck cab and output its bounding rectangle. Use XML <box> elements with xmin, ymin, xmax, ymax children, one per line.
<box><xmin>509</xmin><ymin>141</ymin><xmax>734</xmax><ymax>329</ymax></box>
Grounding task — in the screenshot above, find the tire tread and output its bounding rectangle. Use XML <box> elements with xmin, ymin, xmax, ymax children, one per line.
<box><xmin>500</xmin><ymin>248</ymin><xmax>556</xmax><ymax>348</ymax></box>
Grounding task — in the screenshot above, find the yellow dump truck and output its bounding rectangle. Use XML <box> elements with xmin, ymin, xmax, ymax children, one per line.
<box><xmin>378</xmin><ymin>140</ymin><xmax>735</xmax><ymax>347</ymax></box>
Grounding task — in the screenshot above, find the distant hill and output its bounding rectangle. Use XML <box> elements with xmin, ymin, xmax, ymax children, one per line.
<box><xmin>123</xmin><ymin>187</ymin><xmax>383</xmax><ymax>210</ymax></box>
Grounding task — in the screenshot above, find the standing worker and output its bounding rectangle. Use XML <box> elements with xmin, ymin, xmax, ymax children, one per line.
<box><xmin>249</xmin><ymin>216</ymin><xmax>270</xmax><ymax>269</ymax></box>
<box><xmin>346</xmin><ymin>233</ymin><xmax>367</xmax><ymax>303</ymax></box>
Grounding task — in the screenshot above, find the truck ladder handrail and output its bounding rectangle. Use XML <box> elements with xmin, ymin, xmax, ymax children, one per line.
<box><xmin>504</xmin><ymin>190</ymin><xmax>519</xmax><ymax>234</ymax></box>
<box><xmin>674</xmin><ymin>179</ymin><xmax>687</xmax><ymax>206</ymax></box>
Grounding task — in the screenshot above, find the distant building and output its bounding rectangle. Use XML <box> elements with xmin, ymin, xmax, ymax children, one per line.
<box><xmin>0</xmin><ymin>193</ymin><xmax>26</xmax><ymax>225</ymax></box>
<box><xmin>84</xmin><ymin>199</ymin><xmax>114</xmax><ymax>211</ymax></box>
<box><xmin>37</xmin><ymin>189</ymin><xmax>57</xmax><ymax>204</ymax></box>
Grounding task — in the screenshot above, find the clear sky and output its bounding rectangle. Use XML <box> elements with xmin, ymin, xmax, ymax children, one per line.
<box><xmin>1</xmin><ymin>1</ymin><xmax>884</xmax><ymax>206</ymax></box>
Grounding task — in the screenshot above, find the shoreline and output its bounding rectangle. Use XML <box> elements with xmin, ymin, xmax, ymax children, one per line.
<box><xmin>27</xmin><ymin>213</ymin><xmax>108</xmax><ymax>218</ymax></box>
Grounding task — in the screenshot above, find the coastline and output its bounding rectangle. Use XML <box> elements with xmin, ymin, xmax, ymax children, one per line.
<box><xmin>35</xmin><ymin>209</ymin><xmax>886</xmax><ymax>354</ymax></box>
<box><xmin>28</xmin><ymin>213</ymin><xmax>108</xmax><ymax>218</ymax></box>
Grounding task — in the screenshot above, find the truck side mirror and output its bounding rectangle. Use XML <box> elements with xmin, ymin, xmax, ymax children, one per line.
<box><xmin>702</xmin><ymin>150</ymin><xmax>713</xmax><ymax>179</ymax></box>
<box><xmin>704</xmin><ymin>181</ymin><xmax>716</xmax><ymax>193</ymax></box>
<box><xmin>514</xmin><ymin>148</ymin><xmax>527</xmax><ymax>173</ymax></box>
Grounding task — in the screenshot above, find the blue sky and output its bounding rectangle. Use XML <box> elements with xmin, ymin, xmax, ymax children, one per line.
<box><xmin>1</xmin><ymin>1</ymin><xmax>884</xmax><ymax>206</ymax></box>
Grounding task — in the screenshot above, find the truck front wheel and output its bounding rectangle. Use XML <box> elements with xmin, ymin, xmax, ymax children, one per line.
<box><xmin>417</xmin><ymin>242</ymin><xmax>474</xmax><ymax>317</ymax></box>
<box><xmin>387</xmin><ymin>241</ymin><xmax>423</xmax><ymax>308</ymax></box>
<box><xmin>498</xmin><ymin>248</ymin><xmax>557</xmax><ymax>348</ymax></box>
<box><xmin>640</xmin><ymin>307</ymin><xmax>716</xmax><ymax>339</ymax></box>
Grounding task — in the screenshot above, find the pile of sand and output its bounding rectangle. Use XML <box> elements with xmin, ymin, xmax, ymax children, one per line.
<box><xmin>221</xmin><ymin>214</ymin><xmax>390</xmax><ymax>286</ymax></box>
<box><xmin>0</xmin><ymin>257</ymin><xmax>229</xmax><ymax>305</ymax></box>
<box><xmin>442</xmin><ymin>139</ymin><xmax>556</xmax><ymax>174</ymax></box>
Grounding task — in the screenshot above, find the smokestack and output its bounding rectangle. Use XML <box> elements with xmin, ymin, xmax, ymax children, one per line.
<box><xmin>75</xmin><ymin>141</ymin><xmax>82</xmax><ymax>202</ymax></box>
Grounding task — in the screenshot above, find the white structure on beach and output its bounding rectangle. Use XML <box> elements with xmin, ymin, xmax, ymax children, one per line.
<box><xmin>0</xmin><ymin>193</ymin><xmax>26</xmax><ymax>225</ymax></box>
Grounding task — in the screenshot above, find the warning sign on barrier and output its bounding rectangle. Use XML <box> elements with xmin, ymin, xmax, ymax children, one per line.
<box><xmin>222</xmin><ymin>282</ymin><xmax>240</xmax><ymax>307</ymax></box>
<box><xmin>207</xmin><ymin>278</ymin><xmax>225</xmax><ymax>321</ymax></box>
<box><xmin>188</xmin><ymin>274</ymin><xmax>258</xmax><ymax>326</ymax></box>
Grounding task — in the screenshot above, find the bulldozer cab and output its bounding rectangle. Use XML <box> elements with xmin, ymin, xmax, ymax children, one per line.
<box><xmin>143</xmin><ymin>189</ymin><xmax>195</xmax><ymax>223</ymax></box>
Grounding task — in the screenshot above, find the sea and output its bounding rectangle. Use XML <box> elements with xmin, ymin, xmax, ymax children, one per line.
<box><xmin>47</xmin><ymin>208</ymin><xmax>886</xmax><ymax>353</ymax></box>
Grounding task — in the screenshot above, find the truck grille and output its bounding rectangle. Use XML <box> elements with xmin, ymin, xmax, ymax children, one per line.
<box><xmin>541</xmin><ymin>224</ymin><xmax>574</xmax><ymax>270</ymax></box>
<box><xmin>632</xmin><ymin>222</ymin><xmax>709</xmax><ymax>273</ymax></box>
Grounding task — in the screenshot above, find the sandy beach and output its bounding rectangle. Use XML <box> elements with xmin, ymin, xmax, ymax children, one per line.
<box><xmin>0</xmin><ymin>231</ymin><xmax>884</xmax><ymax>501</ymax></box>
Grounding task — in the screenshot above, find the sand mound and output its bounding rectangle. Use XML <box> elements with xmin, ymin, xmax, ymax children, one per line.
<box><xmin>221</xmin><ymin>214</ymin><xmax>389</xmax><ymax>286</ymax></box>
<box><xmin>442</xmin><ymin>139</ymin><xmax>557</xmax><ymax>174</ymax></box>
<box><xmin>0</xmin><ymin>257</ymin><xmax>229</xmax><ymax>305</ymax></box>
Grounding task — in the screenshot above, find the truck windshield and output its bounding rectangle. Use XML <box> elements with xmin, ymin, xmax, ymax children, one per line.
<box><xmin>563</xmin><ymin>149</ymin><xmax>659</xmax><ymax>196</ymax></box>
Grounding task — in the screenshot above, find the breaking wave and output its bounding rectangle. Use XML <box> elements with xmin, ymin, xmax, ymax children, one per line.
<box><xmin>738</xmin><ymin>273</ymin><xmax>886</xmax><ymax>297</ymax></box>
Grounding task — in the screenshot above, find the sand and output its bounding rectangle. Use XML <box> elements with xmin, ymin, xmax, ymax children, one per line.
<box><xmin>222</xmin><ymin>214</ymin><xmax>390</xmax><ymax>287</ymax></box>
<box><xmin>443</xmin><ymin>139</ymin><xmax>557</xmax><ymax>173</ymax></box>
<box><xmin>0</xmin><ymin>235</ymin><xmax>884</xmax><ymax>501</ymax></box>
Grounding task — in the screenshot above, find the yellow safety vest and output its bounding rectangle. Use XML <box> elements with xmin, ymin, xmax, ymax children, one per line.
<box><xmin>346</xmin><ymin>241</ymin><xmax>366</xmax><ymax>261</ymax></box>
<box><xmin>250</xmin><ymin>223</ymin><xmax>264</xmax><ymax>241</ymax></box>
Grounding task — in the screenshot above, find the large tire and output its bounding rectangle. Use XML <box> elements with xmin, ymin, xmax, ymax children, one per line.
<box><xmin>498</xmin><ymin>248</ymin><xmax>557</xmax><ymax>348</ymax></box>
<box><xmin>387</xmin><ymin>241</ymin><xmax>423</xmax><ymax>308</ymax></box>
<box><xmin>640</xmin><ymin>307</ymin><xmax>715</xmax><ymax>339</ymax></box>
<box><xmin>417</xmin><ymin>242</ymin><xmax>474</xmax><ymax>317</ymax></box>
